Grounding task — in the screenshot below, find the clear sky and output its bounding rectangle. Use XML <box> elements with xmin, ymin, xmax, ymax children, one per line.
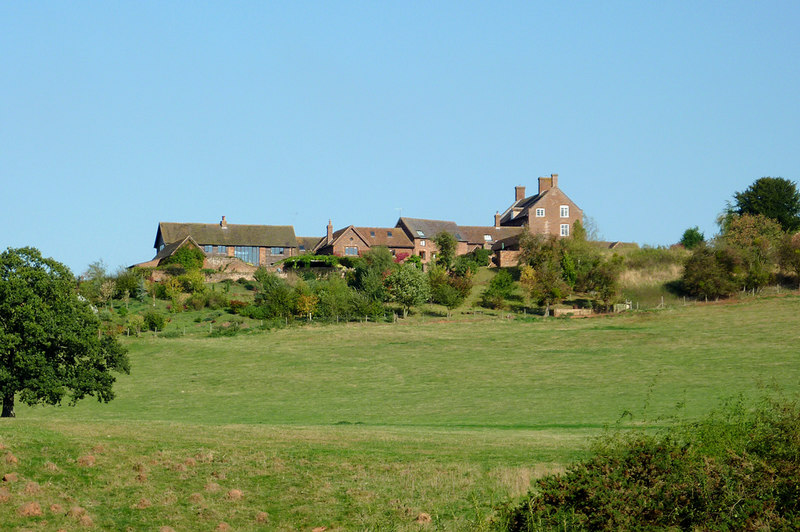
<box><xmin>2</xmin><ymin>2</ymin><xmax>799</xmax><ymax>275</ymax></box>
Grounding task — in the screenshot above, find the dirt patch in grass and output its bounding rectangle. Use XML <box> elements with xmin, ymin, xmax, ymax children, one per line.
<box><xmin>226</xmin><ymin>488</ymin><xmax>243</xmax><ymax>500</ymax></box>
<box><xmin>3</xmin><ymin>472</ymin><xmax>19</xmax><ymax>482</ymax></box>
<box><xmin>18</xmin><ymin>501</ymin><xmax>43</xmax><ymax>516</ymax></box>
<box><xmin>77</xmin><ymin>455</ymin><xmax>96</xmax><ymax>467</ymax></box>
<box><xmin>4</xmin><ymin>452</ymin><xmax>18</xmax><ymax>465</ymax></box>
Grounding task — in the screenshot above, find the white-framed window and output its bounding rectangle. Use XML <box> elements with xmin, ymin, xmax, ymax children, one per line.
<box><xmin>535</xmin><ymin>208</ymin><xmax>545</xmax><ymax>218</ymax></box>
<box><xmin>420</xmin><ymin>240</ymin><xmax>426</xmax><ymax>247</ymax></box>
<box><xmin>345</xmin><ymin>246</ymin><xmax>358</xmax><ymax>256</ymax></box>
<box><xmin>560</xmin><ymin>224</ymin><xmax>570</xmax><ymax>237</ymax></box>
<box><xmin>560</xmin><ymin>205</ymin><xmax>569</xmax><ymax>218</ymax></box>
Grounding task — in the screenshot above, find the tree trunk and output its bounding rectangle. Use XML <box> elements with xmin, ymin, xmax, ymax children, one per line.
<box><xmin>1</xmin><ymin>392</ymin><xmax>15</xmax><ymax>418</ymax></box>
<box><xmin>544</xmin><ymin>302</ymin><xmax>550</xmax><ymax>317</ymax></box>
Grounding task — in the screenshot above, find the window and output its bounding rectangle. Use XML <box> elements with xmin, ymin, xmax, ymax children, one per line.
<box><xmin>203</xmin><ymin>245</ymin><xmax>213</xmax><ymax>253</ymax></box>
<box><xmin>345</xmin><ymin>246</ymin><xmax>358</xmax><ymax>256</ymax></box>
<box><xmin>560</xmin><ymin>224</ymin><xmax>570</xmax><ymax>237</ymax></box>
<box><xmin>420</xmin><ymin>240</ymin><xmax>426</xmax><ymax>247</ymax></box>
<box><xmin>218</xmin><ymin>245</ymin><xmax>226</xmax><ymax>254</ymax></box>
<box><xmin>234</xmin><ymin>246</ymin><xmax>259</xmax><ymax>265</ymax></box>
<box><xmin>560</xmin><ymin>205</ymin><xmax>569</xmax><ymax>218</ymax></box>
<box><xmin>536</xmin><ymin>208</ymin><xmax>545</xmax><ymax>218</ymax></box>
<box><xmin>416</xmin><ymin>230</ymin><xmax>425</xmax><ymax>237</ymax></box>
<box><xmin>299</xmin><ymin>245</ymin><xmax>305</xmax><ymax>252</ymax></box>
<box><xmin>387</xmin><ymin>231</ymin><xmax>393</xmax><ymax>237</ymax></box>
<box><xmin>420</xmin><ymin>251</ymin><xmax>426</xmax><ymax>260</ymax></box>
<box><xmin>271</xmin><ymin>247</ymin><xmax>284</xmax><ymax>255</ymax></box>
<box><xmin>484</xmin><ymin>234</ymin><xmax>492</xmax><ymax>241</ymax></box>
<box><xmin>370</xmin><ymin>231</ymin><xmax>375</xmax><ymax>237</ymax></box>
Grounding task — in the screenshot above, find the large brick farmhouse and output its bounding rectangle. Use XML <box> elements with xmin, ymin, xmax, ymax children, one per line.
<box><xmin>135</xmin><ymin>174</ymin><xmax>588</xmax><ymax>272</ymax></box>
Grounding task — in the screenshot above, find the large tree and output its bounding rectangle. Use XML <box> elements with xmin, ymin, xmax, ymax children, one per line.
<box><xmin>0</xmin><ymin>247</ymin><xmax>130</xmax><ymax>417</ymax></box>
<box><xmin>385</xmin><ymin>263</ymin><xmax>431</xmax><ymax>318</ymax></box>
<box><xmin>732</xmin><ymin>177</ymin><xmax>800</xmax><ymax>232</ymax></box>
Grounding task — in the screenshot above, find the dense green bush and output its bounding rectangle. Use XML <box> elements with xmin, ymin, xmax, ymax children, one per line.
<box><xmin>496</xmin><ymin>398</ymin><xmax>800</xmax><ymax>531</ymax></box>
<box><xmin>143</xmin><ymin>310</ymin><xmax>166</xmax><ymax>332</ymax></box>
<box><xmin>681</xmin><ymin>245</ymin><xmax>741</xmax><ymax>299</ymax></box>
<box><xmin>162</xmin><ymin>245</ymin><xmax>205</xmax><ymax>270</ymax></box>
<box><xmin>480</xmin><ymin>269</ymin><xmax>515</xmax><ymax>309</ymax></box>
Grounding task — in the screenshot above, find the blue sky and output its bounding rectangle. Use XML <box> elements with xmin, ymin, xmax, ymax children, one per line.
<box><xmin>2</xmin><ymin>2</ymin><xmax>799</xmax><ymax>275</ymax></box>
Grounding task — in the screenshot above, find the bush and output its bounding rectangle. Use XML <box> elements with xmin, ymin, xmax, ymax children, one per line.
<box><xmin>186</xmin><ymin>293</ymin><xmax>207</xmax><ymax>311</ymax></box>
<box><xmin>162</xmin><ymin>245</ymin><xmax>205</xmax><ymax>270</ymax></box>
<box><xmin>178</xmin><ymin>270</ymin><xmax>207</xmax><ymax>294</ymax></box>
<box><xmin>681</xmin><ymin>245</ymin><xmax>741</xmax><ymax>299</ymax></box>
<box><xmin>143</xmin><ymin>310</ymin><xmax>166</xmax><ymax>332</ymax></box>
<box><xmin>205</xmin><ymin>291</ymin><xmax>228</xmax><ymax>310</ymax></box>
<box><xmin>497</xmin><ymin>398</ymin><xmax>800</xmax><ymax>531</ymax></box>
<box><xmin>623</xmin><ymin>246</ymin><xmax>685</xmax><ymax>270</ymax></box>
<box><xmin>480</xmin><ymin>269</ymin><xmax>514</xmax><ymax>309</ymax></box>
<box><xmin>680</xmin><ymin>226</ymin><xmax>705</xmax><ymax>249</ymax></box>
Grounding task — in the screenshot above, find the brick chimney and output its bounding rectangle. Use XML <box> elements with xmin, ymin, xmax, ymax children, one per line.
<box><xmin>327</xmin><ymin>219</ymin><xmax>333</xmax><ymax>244</ymax></box>
<box><xmin>538</xmin><ymin>176</ymin><xmax>552</xmax><ymax>194</ymax></box>
<box><xmin>515</xmin><ymin>186</ymin><xmax>526</xmax><ymax>202</ymax></box>
<box><xmin>220</xmin><ymin>216</ymin><xmax>227</xmax><ymax>228</ymax></box>
<box><xmin>494</xmin><ymin>211</ymin><xmax>501</xmax><ymax>228</ymax></box>
<box><xmin>551</xmin><ymin>173</ymin><xmax>558</xmax><ymax>188</ymax></box>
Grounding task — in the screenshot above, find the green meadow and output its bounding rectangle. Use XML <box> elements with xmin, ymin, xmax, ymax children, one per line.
<box><xmin>2</xmin><ymin>295</ymin><xmax>799</xmax><ymax>530</ymax></box>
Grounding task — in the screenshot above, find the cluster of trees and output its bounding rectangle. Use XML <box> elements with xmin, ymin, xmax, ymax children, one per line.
<box><xmin>511</xmin><ymin>221</ymin><xmax>624</xmax><ymax>315</ymax></box>
<box><xmin>681</xmin><ymin>177</ymin><xmax>800</xmax><ymax>299</ymax></box>
<box><xmin>233</xmin><ymin>238</ymin><xmax>490</xmax><ymax>322</ymax></box>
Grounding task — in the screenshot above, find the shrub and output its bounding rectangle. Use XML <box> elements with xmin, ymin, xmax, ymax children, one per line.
<box><xmin>228</xmin><ymin>300</ymin><xmax>248</xmax><ymax>313</ymax></box>
<box><xmin>681</xmin><ymin>245</ymin><xmax>741</xmax><ymax>299</ymax></box>
<box><xmin>162</xmin><ymin>245</ymin><xmax>205</xmax><ymax>271</ymax></box>
<box><xmin>496</xmin><ymin>398</ymin><xmax>800</xmax><ymax>531</ymax></box>
<box><xmin>143</xmin><ymin>310</ymin><xmax>166</xmax><ymax>332</ymax></box>
<box><xmin>480</xmin><ymin>269</ymin><xmax>514</xmax><ymax>309</ymax></box>
<box><xmin>205</xmin><ymin>291</ymin><xmax>228</xmax><ymax>310</ymax></box>
<box><xmin>178</xmin><ymin>270</ymin><xmax>207</xmax><ymax>294</ymax></box>
<box><xmin>186</xmin><ymin>293</ymin><xmax>207</xmax><ymax>311</ymax></box>
<box><xmin>680</xmin><ymin>226</ymin><xmax>705</xmax><ymax>249</ymax></box>
<box><xmin>467</xmin><ymin>247</ymin><xmax>492</xmax><ymax>267</ymax></box>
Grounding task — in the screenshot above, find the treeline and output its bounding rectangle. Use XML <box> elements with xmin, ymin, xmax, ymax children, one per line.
<box><xmin>680</xmin><ymin>177</ymin><xmax>800</xmax><ymax>299</ymax></box>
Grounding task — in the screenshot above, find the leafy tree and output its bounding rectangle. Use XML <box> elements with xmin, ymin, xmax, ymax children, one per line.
<box><xmin>350</xmin><ymin>247</ymin><xmax>394</xmax><ymax>302</ymax></box>
<box><xmin>680</xmin><ymin>226</ymin><xmax>705</xmax><ymax>249</ymax></box>
<box><xmin>429</xmin><ymin>265</ymin><xmax>471</xmax><ymax>316</ymax></box>
<box><xmin>0</xmin><ymin>247</ymin><xmax>130</xmax><ymax>417</ymax></box>
<box><xmin>432</xmin><ymin>231</ymin><xmax>458</xmax><ymax>271</ymax></box>
<box><xmin>779</xmin><ymin>233</ymin><xmax>800</xmax><ymax>287</ymax></box>
<box><xmin>163</xmin><ymin>244</ymin><xmax>205</xmax><ymax>271</ymax></box>
<box><xmin>732</xmin><ymin>177</ymin><xmax>800</xmax><ymax>232</ymax></box>
<box><xmin>588</xmin><ymin>255</ymin><xmax>624</xmax><ymax>310</ymax></box>
<box><xmin>386</xmin><ymin>263</ymin><xmax>431</xmax><ymax>318</ymax></box>
<box><xmin>723</xmin><ymin>213</ymin><xmax>783</xmax><ymax>290</ymax></box>
<box><xmin>253</xmin><ymin>269</ymin><xmax>296</xmax><ymax>319</ymax></box>
<box><xmin>681</xmin><ymin>245</ymin><xmax>741</xmax><ymax>300</ymax></box>
<box><xmin>572</xmin><ymin>219</ymin><xmax>587</xmax><ymax>242</ymax></box>
<box><xmin>480</xmin><ymin>269</ymin><xmax>515</xmax><ymax>309</ymax></box>
<box><xmin>520</xmin><ymin>263</ymin><xmax>570</xmax><ymax>317</ymax></box>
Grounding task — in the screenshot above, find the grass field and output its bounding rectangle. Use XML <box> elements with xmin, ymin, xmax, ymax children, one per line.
<box><xmin>2</xmin><ymin>295</ymin><xmax>799</xmax><ymax>530</ymax></box>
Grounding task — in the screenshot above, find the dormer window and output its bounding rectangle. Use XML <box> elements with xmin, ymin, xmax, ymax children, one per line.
<box><xmin>535</xmin><ymin>208</ymin><xmax>545</xmax><ymax>217</ymax></box>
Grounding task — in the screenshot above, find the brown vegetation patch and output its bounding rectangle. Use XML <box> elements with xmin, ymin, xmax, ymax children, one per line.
<box><xmin>5</xmin><ymin>452</ymin><xmax>18</xmax><ymax>464</ymax></box>
<box><xmin>184</xmin><ymin>457</ymin><xmax>197</xmax><ymax>467</ymax></box>
<box><xmin>3</xmin><ymin>472</ymin><xmax>19</xmax><ymax>482</ymax></box>
<box><xmin>91</xmin><ymin>444</ymin><xmax>106</xmax><ymax>454</ymax></box>
<box><xmin>255</xmin><ymin>511</ymin><xmax>269</xmax><ymax>523</ymax></box>
<box><xmin>77</xmin><ymin>455</ymin><xmax>95</xmax><ymax>467</ymax></box>
<box><xmin>134</xmin><ymin>498</ymin><xmax>151</xmax><ymax>509</ymax></box>
<box><xmin>188</xmin><ymin>492</ymin><xmax>203</xmax><ymax>504</ymax></box>
<box><xmin>211</xmin><ymin>470</ymin><xmax>226</xmax><ymax>479</ymax></box>
<box><xmin>18</xmin><ymin>501</ymin><xmax>43</xmax><ymax>517</ymax></box>
<box><xmin>68</xmin><ymin>506</ymin><xmax>86</xmax><ymax>518</ymax></box>
<box><xmin>195</xmin><ymin>451</ymin><xmax>214</xmax><ymax>462</ymax></box>
<box><xmin>312</xmin><ymin>527</ymin><xmax>327</xmax><ymax>532</ymax></box>
<box><xmin>78</xmin><ymin>513</ymin><xmax>94</xmax><ymax>527</ymax></box>
<box><xmin>172</xmin><ymin>463</ymin><xmax>187</xmax><ymax>472</ymax></box>
<box><xmin>204</xmin><ymin>482</ymin><xmax>220</xmax><ymax>493</ymax></box>
<box><xmin>159</xmin><ymin>527</ymin><xmax>176</xmax><ymax>532</ymax></box>
<box><xmin>43</xmin><ymin>461</ymin><xmax>59</xmax><ymax>472</ymax></box>
<box><xmin>216</xmin><ymin>523</ymin><xmax>231</xmax><ymax>531</ymax></box>
<box><xmin>49</xmin><ymin>503</ymin><xmax>64</xmax><ymax>514</ymax></box>
<box><xmin>225</xmin><ymin>488</ymin><xmax>243</xmax><ymax>501</ymax></box>
<box><xmin>0</xmin><ymin>486</ymin><xmax>11</xmax><ymax>502</ymax></box>
<box><xmin>24</xmin><ymin>481</ymin><xmax>40</xmax><ymax>494</ymax></box>
<box><xmin>136</xmin><ymin>472</ymin><xmax>148</xmax><ymax>483</ymax></box>
<box><xmin>416</xmin><ymin>512</ymin><xmax>432</xmax><ymax>524</ymax></box>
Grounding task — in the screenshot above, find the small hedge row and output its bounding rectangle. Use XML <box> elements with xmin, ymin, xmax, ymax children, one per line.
<box><xmin>496</xmin><ymin>398</ymin><xmax>800</xmax><ymax>531</ymax></box>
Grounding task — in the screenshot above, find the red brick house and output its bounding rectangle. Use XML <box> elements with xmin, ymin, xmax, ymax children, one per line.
<box><xmin>313</xmin><ymin>220</ymin><xmax>414</xmax><ymax>259</ymax></box>
<box><xmin>497</xmin><ymin>173</ymin><xmax>583</xmax><ymax>237</ymax></box>
<box><xmin>151</xmin><ymin>216</ymin><xmax>299</xmax><ymax>268</ymax></box>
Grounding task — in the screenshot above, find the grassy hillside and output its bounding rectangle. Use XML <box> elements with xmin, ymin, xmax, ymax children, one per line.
<box><xmin>1</xmin><ymin>296</ymin><xmax>799</xmax><ymax>529</ymax></box>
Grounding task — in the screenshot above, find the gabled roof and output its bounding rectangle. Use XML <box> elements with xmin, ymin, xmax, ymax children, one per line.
<box><xmin>396</xmin><ymin>217</ymin><xmax>466</xmax><ymax>241</ymax></box>
<box><xmin>457</xmin><ymin>226</ymin><xmax>524</xmax><ymax>245</ymax></box>
<box><xmin>355</xmin><ymin>227</ymin><xmax>413</xmax><ymax>248</ymax></box>
<box><xmin>296</xmin><ymin>236</ymin><xmax>323</xmax><ymax>253</ymax></box>
<box><xmin>313</xmin><ymin>225</ymin><xmax>371</xmax><ymax>254</ymax></box>
<box><xmin>498</xmin><ymin>189</ymin><xmax>549</xmax><ymax>225</ymax></box>
<box><xmin>153</xmin><ymin>235</ymin><xmax>202</xmax><ymax>261</ymax></box>
<box><xmin>156</xmin><ymin>222</ymin><xmax>297</xmax><ymax>249</ymax></box>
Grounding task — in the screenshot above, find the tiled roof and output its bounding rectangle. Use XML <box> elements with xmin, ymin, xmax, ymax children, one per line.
<box><xmin>457</xmin><ymin>226</ymin><xmax>524</xmax><ymax>245</ymax></box>
<box><xmin>355</xmin><ymin>227</ymin><xmax>413</xmax><ymax>248</ymax></box>
<box><xmin>156</xmin><ymin>222</ymin><xmax>297</xmax><ymax>249</ymax></box>
<box><xmin>296</xmin><ymin>236</ymin><xmax>323</xmax><ymax>253</ymax></box>
<box><xmin>397</xmin><ymin>217</ymin><xmax>466</xmax><ymax>241</ymax></box>
<box><xmin>498</xmin><ymin>190</ymin><xmax>548</xmax><ymax>225</ymax></box>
